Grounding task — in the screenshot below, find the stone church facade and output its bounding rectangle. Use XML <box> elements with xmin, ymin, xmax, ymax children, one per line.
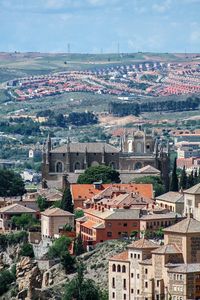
<box><xmin>42</xmin><ymin>129</ymin><xmax>170</xmax><ymax>189</ymax></box>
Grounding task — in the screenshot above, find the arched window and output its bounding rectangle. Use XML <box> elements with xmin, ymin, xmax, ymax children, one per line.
<box><xmin>74</xmin><ymin>162</ymin><xmax>81</xmax><ymax>170</ymax></box>
<box><xmin>134</xmin><ymin>162</ymin><xmax>142</xmax><ymax>170</ymax></box>
<box><xmin>110</xmin><ymin>162</ymin><xmax>115</xmax><ymax>169</ymax></box>
<box><xmin>91</xmin><ymin>161</ymin><xmax>99</xmax><ymax>167</ymax></box>
<box><xmin>122</xmin><ymin>265</ymin><xmax>126</xmax><ymax>273</ymax></box>
<box><xmin>117</xmin><ymin>265</ymin><xmax>121</xmax><ymax>272</ymax></box>
<box><xmin>112</xmin><ymin>264</ymin><xmax>116</xmax><ymax>272</ymax></box>
<box><xmin>136</xmin><ymin>142</ymin><xmax>143</xmax><ymax>153</ymax></box>
<box><xmin>56</xmin><ymin>161</ymin><xmax>63</xmax><ymax>173</ymax></box>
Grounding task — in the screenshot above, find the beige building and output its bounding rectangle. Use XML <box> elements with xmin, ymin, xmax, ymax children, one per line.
<box><xmin>156</xmin><ymin>191</ymin><xmax>184</xmax><ymax>215</ymax></box>
<box><xmin>41</xmin><ymin>207</ymin><xmax>74</xmax><ymax>238</ymax></box>
<box><xmin>184</xmin><ymin>183</ymin><xmax>200</xmax><ymax>221</ymax></box>
<box><xmin>109</xmin><ymin>216</ymin><xmax>200</xmax><ymax>300</ymax></box>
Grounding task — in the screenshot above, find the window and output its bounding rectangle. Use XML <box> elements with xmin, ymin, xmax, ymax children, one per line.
<box><xmin>112</xmin><ymin>264</ymin><xmax>116</xmax><ymax>272</ymax></box>
<box><xmin>112</xmin><ymin>292</ymin><xmax>115</xmax><ymax>299</ymax></box>
<box><xmin>130</xmin><ymin>253</ymin><xmax>133</xmax><ymax>258</ymax></box>
<box><xmin>118</xmin><ymin>232</ymin><xmax>121</xmax><ymax>236</ymax></box>
<box><xmin>123</xmin><ymin>223</ymin><xmax>127</xmax><ymax>227</ymax></box>
<box><xmin>117</xmin><ymin>265</ymin><xmax>121</xmax><ymax>272</ymax></box>
<box><xmin>156</xmin><ymin>296</ymin><xmax>159</xmax><ymax>300</ymax></box>
<box><xmin>131</xmin><ymin>289</ymin><xmax>134</xmax><ymax>294</ymax></box>
<box><xmin>137</xmin><ymin>274</ymin><xmax>139</xmax><ymax>279</ymax></box>
<box><xmin>132</xmin><ymin>222</ymin><xmax>137</xmax><ymax>227</ymax></box>
<box><xmin>112</xmin><ymin>278</ymin><xmax>115</xmax><ymax>288</ymax></box>
<box><xmin>108</xmin><ymin>222</ymin><xmax>112</xmax><ymax>227</ymax></box>
<box><xmin>180</xmin><ymin>274</ymin><xmax>183</xmax><ymax>280</ymax></box>
<box><xmin>137</xmin><ymin>289</ymin><xmax>140</xmax><ymax>294</ymax></box>
<box><xmin>123</xmin><ymin>279</ymin><xmax>126</xmax><ymax>289</ymax></box>
<box><xmin>134</xmin><ymin>254</ymin><xmax>137</xmax><ymax>258</ymax></box>
<box><xmin>145</xmin><ymin>268</ymin><xmax>148</xmax><ymax>274</ymax></box>
<box><xmin>157</xmin><ymin>280</ymin><xmax>159</xmax><ymax>287</ymax></box>
<box><xmin>145</xmin><ymin>282</ymin><xmax>148</xmax><ymax>288</ymax></box>
<box><xmin>123</xmin><ymin>295</ymin><xmax>126</xmax><ymax>300</ymax></box>
<box><xmin>122</xmin><ymin>265</ymin><xmax>126</xmax><ymax>273</ymax></box>
<box><xmin>138</xmin><ymin>254</ymin><xmax>140</xmax><ymax>259</ymax></box>
<box><xmin>131</xmin><ymin>273</ymin><xmax>133</xmax><ymax>278</ymax></box>
<box><xmin>107</xmin><ymin>232</ymin><xmax>112</xmax><ymax>237</ymax></box>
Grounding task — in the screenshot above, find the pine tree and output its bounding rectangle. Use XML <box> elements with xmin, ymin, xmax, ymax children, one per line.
<box><xmin>74</xmin><ymin>233</ymin><xmax>85</xmax><ymax>256</ymax></box>
<box><xmin>60</xmin><ymin>188</ymin><xmax>74</xmax><ymax>213</ymax></box>
<box><xmin>179</xmin><ymin>166</ymin><xmax>187</xmax><ymax>190</ymax></box>
<box><xmin>170</xmin><ymin>158</ymin><xmax>179</xmax><ymax>192</ymax></box>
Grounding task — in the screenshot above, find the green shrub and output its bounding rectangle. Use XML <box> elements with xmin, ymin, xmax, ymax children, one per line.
<box><xmin>20</xmin><ymin>243</ymin><xmax>34</xmax><ymax>258</ymax></box>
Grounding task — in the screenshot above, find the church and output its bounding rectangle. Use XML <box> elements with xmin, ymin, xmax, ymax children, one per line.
<box><xmin>42</xmin><ymin>129</ymin><xmax>170</xmax><ymax>189</ymax></box>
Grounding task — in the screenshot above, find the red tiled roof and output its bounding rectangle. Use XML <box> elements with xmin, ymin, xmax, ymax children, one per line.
<box><xmin>109</xmin><ymin>251</ymin><xmax>129</xmax><ymax>261</ymax></box>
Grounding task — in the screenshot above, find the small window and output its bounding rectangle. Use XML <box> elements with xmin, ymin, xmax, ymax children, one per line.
<box><xmin>123</xmin><ymin>223</ymin><xmax>127</xmax><ymax>227</ymax></box>
<box><xmin>108</xmin><ymin>222</ymin><xmax>112</xmax><ymax>227</ymax></box>
<box><xmin>137</xmin><ymin>274</ymin><xmax>139</xmax><ymax>279</ymax></box>
<box><xmin>112</xmin><ymin>278</ymin><xmax>115</xmax><ymax>288</ymax></box>
<box><xmin>145</xmin><ymin>268</ymin><xmax>148</xmax><ymax>274</ymax></box>
<box><xmin>131</xmin><ymin>289</ymin><xmax>134</xmax><ymax>294</ymax></box>
<box><xmin>123</xmin><ymin>295</ymin><xmax>126</xmax><ymax>300</ymax></box>
<box><xmin>138</xmin><ymin>254</ymin><xmax>140</xmax><ymax>259</ymax></box>
<box><xmin>145</xmin><ymin>282</ymin><xmax>148</xmax><ymax>288</ymax></box>
<box><xmin>118</xmin><ymin>232</ymin><xmax>121</xmax><ymax>236</ymax></box>
<box><xmin>131</xmin><ymin>273</ymin><xmax>133</xmax><ymax>278</ymax></box>
<box><xmin>112</xmin><ymin>264</ymin><xmax>116</xmax><ymax>272</ymax></box>
<box><xmin>107</xmin><ymin>232</ymin><xmax>112</xmax><ymax>237</ymax></box>
<box><xmin>157</xmin><ymin>280</ymin><xmax>159</xmax><ymax>287</ymax></box>
<box><xmin>123</xmin><ymin>279</ymin><xmax>126</xmax><ymax>289</ymax></box>
<box><xmin>137</xmin><ymin>289</ymin><xmax>140</xmax><ymax>295</ymax></box>
<box><xmin>134</xmin><ymin>254</ymin><xmax>137</xmax><ymax>258</ymax></box>
<box><xmin>112</xmin><ymin>292</ymin><xmax>115</xmax><ymax>299</ymax></box>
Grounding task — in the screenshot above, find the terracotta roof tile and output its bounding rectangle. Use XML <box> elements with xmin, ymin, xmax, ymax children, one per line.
<box><xmin>42</xmin><ymin>207</ymin><xmax>74</xmax><ymax>217</ymax></box>
<box><xmin>164</xmin><ymin>216</ymin><xmax>200</xmax><ymax>234</ymax></box>
<box><xmin>0</xmin><ymin>203</ymin><xmax>36</xmax><ymax>214</ymax></box>
<box><xmin>110</xmin><ymin>251</ymin><xmax>129</xmax><ymax>261</ymax></box>
<box><xmin>128</xmin><ymin>238</ymin><xmax>159</xmax><ymax>249</ymax></box>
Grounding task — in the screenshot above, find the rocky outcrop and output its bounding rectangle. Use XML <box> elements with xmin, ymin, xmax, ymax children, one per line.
<box><xmin>16</xmin><ymin>257</ymin><xmax>42</xmax><ymax>300</ymax></box>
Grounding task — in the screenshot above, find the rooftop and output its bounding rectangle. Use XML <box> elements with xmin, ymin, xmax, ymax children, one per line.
<box><xmin>168</xmin><ymin>263</ymin><xmax>200</xmax><ymax>273</ymax></box>
<box><xmin>41</xmin><ymin>207</ymin><xmax>74</xmax><ymax>217</ymax></box>
<box><xmin>51</xmin><ymin>142</ymin><xmax>119</xmax><ymax>154</ymax></box>
<box><xmin>128</xmin><ymin>238</ymin><xmax>159</xmax><ymax>249</ymax></box>
<box><xmin>84</xmin><ymin>208</ymin><xmax>141</xmax><ymax>220</ymax></box>
<box><xmin>164</xmin><ymin>216</ymin><xmax>200</xmax><ymax>234</ymax></box>
<box><xmin>109</xmin><ymin>251</ymin><xmax>129</xmax><ymax>262</ymax></box>
<box><xmin>152</xmin><ymin>244</ymin><xmax>181</xmax><ymax>254</ymax></box>
<box><xmin>184</xmin><ymin>183</ymin><xmax>200</xmax><ymax>195</ymax></box>
<box><xmin>156</xmin><ymin>191</ymin><xmax>184</xmax><ymax>204</ymax></box>
<box><xmin>0</xmin><ymin>203</ymin><xmax>36</xmax><ymax>214</ymax></box>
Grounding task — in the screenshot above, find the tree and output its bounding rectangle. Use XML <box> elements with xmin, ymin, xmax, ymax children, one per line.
<box><xmin>11</xmin><ymin>214</ymin><xmax>38</xmax><ymax>230</ymax></box>
<box><xmin>74</xmin><ymin>233</ymin><xmax>85</xmax><ymax>256</ymax></box>
<box><xmin>133</xmin><ymin>176</ymin><xmax>165</xmax><ymax>197</ymax></box>
<box><xmin>61</xmin><ymin>188</ymin><xmax>74</xmax><ymax>213</ymax></box>
<box><xmin>20</xmin><ymin>243</ymin><xmax>34</xmax><ymax>258</ymax></box>
<box><xmin>0</xmin><ymin>269</ymin><xmax>15</xmax><ymax>296</ymax></box>
<box><xmin>0</xmin><ymin>169</ymin><xmax>25</xmax><ymax>197</ymax></box>
<box><xmin>77</xmin><ymin>165</ymin><xmax>120</xmax><ymax>184</ymax></box>
<box><xmin>48</xmin><ymin>236</ymin><xmax>72</xmax><ymax>259</ymax></box>
<box><xmin>36</xmin><ymin>195</ymin><xmax>48</xmax><ymax>212</ymax></box>
<box><xmin>155</xmin><ymin>227</ymin><xmax>164</xmax><ymax>239</ymax></box>
<box><xmin>170</xmin><ymin>158</ymin><xmax>179</xmax><ymax>192</ymax></box>
<box><xmin>179</xmin><ymin>166</ymin><xmax>187</xmax><ymax>190</ymax></box>
<box><xmin>64</xmin><ymin>262</ymin><xmax>100</xmax><ymax>300</ymax></box>
<box><xmin>130</xmin><ymin>230</ymin><xmax>139</xmax><ymax>239</ymax></box>
<box><xmin>75</xmin><ymin>210</ymin><xmax>84</xmax><ymax>219</ymax></box>
<box><xmin>187</xmin><ymin>170</ymin><xmax>194</xmax><ymax>188</ymax></box>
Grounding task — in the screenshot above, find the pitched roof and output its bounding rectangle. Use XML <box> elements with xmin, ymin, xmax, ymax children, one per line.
<box><xmin>128</xmin><ymin>238</ymin><xmax>159</xmax><ymax>249</ymax></box>
<box><xmin>109</xmin><ymin>251</ymin><xmax>129</xmax><ymax>261</ymax></box>
<box><xmin>164</xmin><ymin>216</ymin><xmax>200</xmax><ymax>234</ymax></box>
<box><xmin>184</xmin><ymin>183</ymin><xmax>200</xmax><ymax>195</ymax></box>
<box><xmin>85</xmin><ymin>208</ymin><xmax>141</xmax><ymax>220</ymax></box>
<box><xmin>140</xmin><ymin>212</ymin><xmax>182</xmax><ymax>220</ymax></box>
<box><xmin>136</xmin><ymin>165</ymin><xmax>160</xmax><ymax>174</ymax></box>
<box><xmin>168</xmin><ymin>263</ymin><xmax>200</xmax><ymax>273</ymax></box>
<box><xmin>42</xmin><ymin>207</ymin><xmax>74</xmax><ymax>217</ymax></box>
<box><xmin>152</xmin><ymin>244</ymin><xmax>181</xmax><ymax>254</ymax></box>
<box><xmin>71</xmin><ymin>183</ymin><xmax>153</xmax><ymax>201</ymax></box>
<box><xmin>0</xmin><ymin>203</ymin><xmax>36</xmax><ymax>214</ymax></box>
<box><xmin>156</xmin><ymin>192</ymin><xmax>184</xmax><ymax>204</ymax></box>
<box><xmin>51</xmin><ymin>142</ymin><xmax>119</xmax><ymax>154</ymax></box>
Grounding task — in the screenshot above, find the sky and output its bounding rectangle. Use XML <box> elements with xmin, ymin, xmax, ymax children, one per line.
<box><xmin>0</xmin><ymin>0</ymin><xmax>200</xmax><ymax>53</ymax></box>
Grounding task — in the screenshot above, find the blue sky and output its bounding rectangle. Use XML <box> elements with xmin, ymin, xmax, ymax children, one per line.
<box><xmin>0</xmin><ymin>0</ymin><xmax>200</xmax><ymax>53</ymax></box>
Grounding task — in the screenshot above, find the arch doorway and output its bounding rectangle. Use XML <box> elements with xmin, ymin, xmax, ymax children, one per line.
<box><xmin>74</xmin><ymin>162</ymin><xmax>81</xmax><ymax>170</ymax></box>
<box><xmin>56</xmin><ymin>161</ymin><xmax>63</xmax><ymax>173</ymax></box>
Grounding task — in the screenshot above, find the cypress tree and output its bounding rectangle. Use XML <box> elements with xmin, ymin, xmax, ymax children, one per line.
<box><xmin>74</xmin><ymin>233</ymin><xmax>85</xmax><ymax>256</ymax></box>
<box><xmin>60</xmin><ymin>188</ymin><xmax>74</xmax><ymax>213</ymax></box>
<box><xmin>194</xmin><ymin>169</ymin><xmax>198</xmax><ymax>185</ymax></box>
<box><xmin>170</xmin><ymin>158</ymin><xmax>179</xmax><ymax>192</ymax></box>
<box><xmin>187</xmin><ymin>170</ymin><xmax>194</xmax><ymax>188</ymax></box>
<box><xmin>179</xmin><ymin>166</ymin><xmax>187</xmax><ymax>190</ymax></box>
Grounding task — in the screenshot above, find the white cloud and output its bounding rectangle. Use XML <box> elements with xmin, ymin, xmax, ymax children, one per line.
<box><xmin>152</xmin><ymin>0</ymin><xmax>171</xmax><ymax>13</ymax></box>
